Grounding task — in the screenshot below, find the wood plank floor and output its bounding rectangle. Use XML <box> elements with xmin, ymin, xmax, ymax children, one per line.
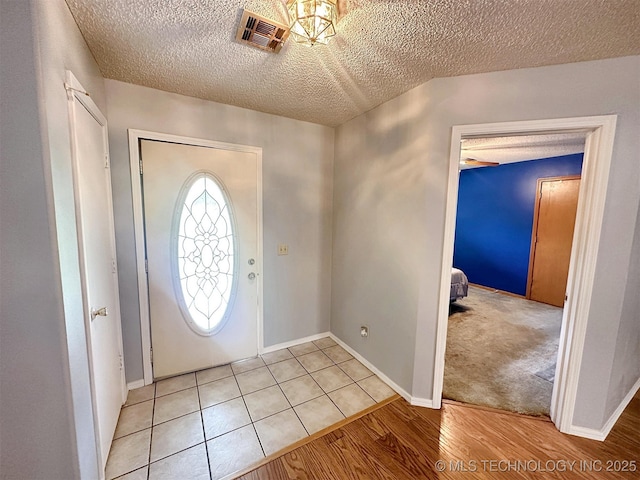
<box><xmin>238</xmin><ymin>391</ymin><xmax>640</xmax><ymax>479</ymax></box>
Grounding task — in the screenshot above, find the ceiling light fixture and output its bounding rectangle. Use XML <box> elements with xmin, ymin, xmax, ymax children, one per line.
<box><xmin>287</xmin><ymin>0</ymin><xmax>338</xmax><ymax>46</ymax></box>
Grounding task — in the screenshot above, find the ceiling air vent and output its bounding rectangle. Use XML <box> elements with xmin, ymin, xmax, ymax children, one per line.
<box><xmin>236</xmin><ymin>10</ymin><xmax>290</xmax><ymax>53</ymax></box>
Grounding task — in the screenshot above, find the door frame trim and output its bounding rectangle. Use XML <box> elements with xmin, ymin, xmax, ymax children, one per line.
<box><xmin>66</xmin><ymin>70</ymin><xmax>127</xmax><ymax>474</ymax></box>
<box><xmin>431</xmin><ymin>115</ymin><xmax>617</xmax><ymax>435</ymax></box>
<box><xmin>128</xmin><ymin>130</ymin><xmax>264</xmax><ymax>385</ymax></box>
<box><xmin>526</xmin><ymin>175</ymin><xmax>582</xmax><ymax>301</ymax></box>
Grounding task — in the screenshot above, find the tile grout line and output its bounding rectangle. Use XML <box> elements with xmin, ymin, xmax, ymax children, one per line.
<box><xmin>311</xmin><ymin>362</ymin><xmax>352</xmax><ymax>421</ymax></box>
<box><xmin>232</xmin><ymin>369</ymin><xmax>268</xmax><ymax>463</ymax></box>
<box><xmin>317</xmin><ymin>345</ymin><xmax>380</xmax><ymax>416</ymax></box>
<box><xmin>244</xmin><ymin>361</ymin><xmax>300</xmax><ymax>429</ymax></box>
<box><xmin>146</xmin><ymin>441</ymin><xmax>209</xmax><ymax>471</ymax></box>
<box><xmin>110</xmin><ymin>339</ymin><xmax>389</xmax><ymax>479</ymax></box>
<box><xmin>336</xmin><ymin>362</ymin><xmax>375</xmax><ymax>383</ymax></box>
<box><xmin>271</xmin><ymin>361</ymin><xmax>311</xmax><ymax>438</ymax></box>
<box><xmin>144</xmin><ymin>383</ymin><xmax>379</xmax><ymax>465</ymax></box>
<box><xmin>255</xmin><ymin>345</ymin><xmax>351</xmax><ymax>447</ymax></box>
<box><xmin>311</xmin><ymin>340</ymin><xmax>359</xmax><ymax>420</ymax></box>
<box><xmin>266</xmin><ymin>355</ymin><xmax>308</xmax><ymax>383</ymax></box>
<box><xmin>283</xmin><ymin>346</ymin><xmax>352</xmax><ymax>433</ymax></box>
<box><xmin>292</xmin><ymin>372</ymin><xmax>346</xmax><ymax>432</ymax></box>
<box><xmin>311</xmin><ymin>348</ymin><xmax>354</xmax><ymax>423</ymax></box>
<box><xmin>195</xmin><ymin>378</ymin><xmax>214</xmax><ymax>480</ymax></box>
<box><xmin>197</xmin><ymin>384</ymin><xmax>329</xmax><ymax>437</ymax></box>
<box><xmin>145</xmin><ymin>381</ymin><xmax>218</xmax><ymax>473</ymax></box>
<box><xmin>146</xmin><ymin>383</ymin><xmax>156</xmax><ymax>480</ymax></box>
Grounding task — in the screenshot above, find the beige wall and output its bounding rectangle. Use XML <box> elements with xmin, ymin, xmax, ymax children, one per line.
<box><xmin>1</xmin><ymin>0</ymin><xmax>107</xmax><ymax>477</ymax></box>
<box><xmin>2</xmin><ymin>3</ymin><xmax>638</xmax><ymax>478</ymax></box>
<box><xmin>36</xmin><ymin>0</ymin><xmax>109</xmax><ymax>473</ymax></box>
<box><xmin>607</xmin><ymin>203</ymin><xmax>640</xmax><ymax>420</ymax></box>
<box><xmin>331</xmin><ymin>99</ymin><xmax>429</xmax><ymax>393</ymax></box>
<box><xmin>105</xmin><ymin>80</ymin><xmax>335</xmax><ymax>382</ymax></box>
<box><xmin>332</xmin><ymin>56</ymin><xmax>640</xmax><ymax>430</ymax></box>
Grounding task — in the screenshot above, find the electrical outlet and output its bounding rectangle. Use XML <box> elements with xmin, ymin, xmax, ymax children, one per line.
<box><xmin>360</xmin><ymin>326</ymin><xmax>369</xmax><ymax>337</ymax></box>
<box><xmin>278</xmin><ymin>244</ymin><xmax>289</xmax><ymax>255</ymax></box>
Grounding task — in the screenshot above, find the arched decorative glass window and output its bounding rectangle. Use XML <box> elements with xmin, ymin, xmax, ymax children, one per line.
<box><xmin>173</xmin><ymin>172</ymin><xmax>237</xmax><ymax>335</ymax></box>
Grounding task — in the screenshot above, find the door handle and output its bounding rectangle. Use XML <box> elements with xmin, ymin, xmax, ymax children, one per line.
<box><xmin>91</xmin><ymin>307</ymin><xmax>108</xmax><ymax>320</ymax></box>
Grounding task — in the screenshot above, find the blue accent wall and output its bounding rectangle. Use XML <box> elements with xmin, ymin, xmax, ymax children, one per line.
<box><xmin>453</xmin><ymin>153</ymin><xmax>583</xmax><ymax>295</ymax></box>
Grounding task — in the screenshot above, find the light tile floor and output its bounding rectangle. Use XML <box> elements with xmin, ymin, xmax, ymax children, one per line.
<box><xmin>106</xmin><ymin>337</ymin><xmax>396</xmax><ymax>480</ymax></box>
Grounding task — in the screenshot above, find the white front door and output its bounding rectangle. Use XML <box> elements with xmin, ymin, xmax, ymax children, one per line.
<box><xmin>141</xmin><ymin>140</ymin><xmax>259</xmax><ymax>378</ymax></box>
<box><xmin>67</xmin><ymin>72</ymin><xmax>126</xmax><ymax>472</ymax></box>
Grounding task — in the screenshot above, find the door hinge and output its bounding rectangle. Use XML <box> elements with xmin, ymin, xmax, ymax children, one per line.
<box><xmin>139</xmin><ymin>158</ymin><xmax>143</xmax><ymax>175</ymax></box>
<box><xmin>112</xmin><ymin>258</ymin><xmax>117</xmax><ymax>274</ymax></box>
<box><xmin>105</xmin><ymin>154</ymin><xmax>110</xmax><ymax>169</ymax></box>
<box><xmin>145</xmin><ymin>259</ymin><xmax>148</xmax><ymax>273</ymax></box>
<box><xmin>150</xmin><ymin>348</ymin><xmax>153</xmax><ymax>363</ymax></box>
<box><xmin>118</xmin><ymin>354</ymin><xmax>123</xmax><ymax>370</ymax></box>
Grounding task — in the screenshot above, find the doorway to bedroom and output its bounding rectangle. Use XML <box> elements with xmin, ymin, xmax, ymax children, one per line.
<box><xmin>443</xmin><ymin>132</ymin><xmax>586</xmax><ymax>417</ymax></box>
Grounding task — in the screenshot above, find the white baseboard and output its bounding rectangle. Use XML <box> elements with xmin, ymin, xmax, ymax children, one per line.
<box><xmin>260</xmin><ymin>331</ymin><xmax>332</xmax><ymax>355</ymax></box>
<box><xmin>127</xmin><ymin>379</ymin><xmax>145</xmax><ymax>391</ymax></box>
<box><xmin>328</xmin><ymin>334</ymin><xmax>412</xmax><ymax>403</ymax></box>
<box><xmin>568</xmin><ymin>376</ymin><xmax>640</xmax><ymax>441</ymax></box>
<box><xmin>410</xmin><ymin>397</ymin><xmax>435</xmax><ymax>408</ymax></box>
<box><xmin>567</xmin><ymin>425</ymin><xmax>607</xmax><ymax>441</ymax></box>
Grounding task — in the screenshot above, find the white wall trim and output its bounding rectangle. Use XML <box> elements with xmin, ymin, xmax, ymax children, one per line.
<box><xmin>329</xmin><ymin>334</ymin><xmax>412</xmax><ymax>403</ymax></box>
<box><xmin>260</xmin><ymin>332</ymin><xmax>332</xmax><ymax>355</ymax></box>
<box><xmin>410</xmin><ymin>397</ymin><xmax>435</xmax><ymax>408</ymax></box>
<box><xmin>566</xmin><ymin>426</ymin><xmax>609</xmax><ymax>442</ymax></box>
<box><xmin>567</xmin><ymin>376</ymin><xmax>640</xmax><ymax>441</ymax></box>
<box><xmin>430</xmin><ymin>116</ymin><xmax>617</xmax><ymax>439</ymax></box>
<box><xmin>127</xmin><ymin>129</ymin><xmax>263</xmax><ymax>385</ymax></box>
<box><xmin>126</xmin><ymin>379</ymin><xmax>145</xmax><ymax>391</ymax></box>
<box><xmin>552</xmin><ymin>118</ymin><xmax>617</xmax><ymax>434</ymax></box>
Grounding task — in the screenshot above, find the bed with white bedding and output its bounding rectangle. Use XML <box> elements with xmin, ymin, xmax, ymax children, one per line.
<box><xmin>450</xmin><ymin>267</ymin><xmax>469</xmax><ymax>302</ymax></box>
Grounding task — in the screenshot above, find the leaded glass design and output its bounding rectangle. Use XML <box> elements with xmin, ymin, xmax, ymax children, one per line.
<box><xmin>176</xmin><ymin>173</ymin><xmax>235</xmax><ymax>333</ymax></box>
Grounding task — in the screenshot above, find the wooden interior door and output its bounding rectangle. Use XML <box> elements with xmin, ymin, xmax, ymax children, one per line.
<box><xmin>527</xmin><ymin>176</ymin><xmax>581</xmax><ymax>307</ymax></box>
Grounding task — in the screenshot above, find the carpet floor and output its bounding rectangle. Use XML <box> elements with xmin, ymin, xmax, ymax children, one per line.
<box><xmin>443</xmin><ymin>285</ymin><xmax>563</xmax><ymax>416</ymax></box>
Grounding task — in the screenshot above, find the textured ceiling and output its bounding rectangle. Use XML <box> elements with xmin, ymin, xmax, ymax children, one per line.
<box><xmin>65</xmin><ymin>0</ymin><xmax>640</xmax><ymax>127</ymax></box>
<box><xmin>460</xmin><ymin>133</ymin><xmax>587</xmax><ymax>169</ymax></box>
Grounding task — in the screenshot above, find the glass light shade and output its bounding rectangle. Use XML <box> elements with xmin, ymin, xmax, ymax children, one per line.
<box><xmin>287</xmin><ymin>0</ymin><xmax>338</xmax><ymax>46</ymax></box>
